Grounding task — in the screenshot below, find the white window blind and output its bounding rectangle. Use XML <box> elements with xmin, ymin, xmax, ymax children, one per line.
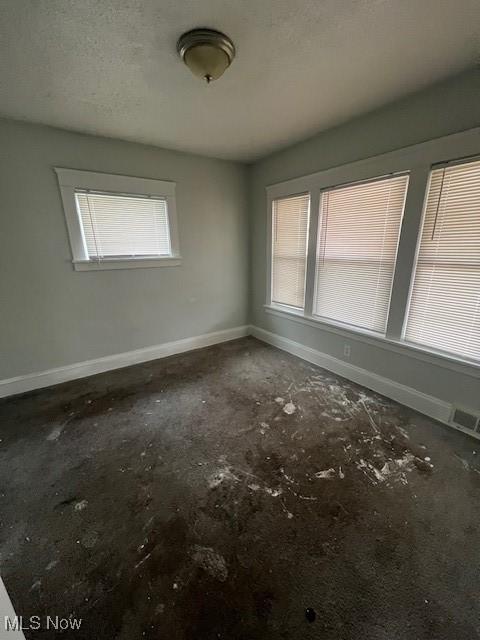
<box><xmin>404</xmin><ymin>158</ymin><xmax>480</xmax><ymax>362</ymax></box>
<box><xmin>271</xmin><ymin>194</ymin><xmax>310</xmax><ymax>309</ymax></box>
<box><xmin>75</xmin><ymin>190</ymin><xmax>171</xmax><ymax>259</ymax></box>
<box><xmin>313</xmin><ymin>174</ymin><xmax>409</xmax><ymax>332</ymax></box>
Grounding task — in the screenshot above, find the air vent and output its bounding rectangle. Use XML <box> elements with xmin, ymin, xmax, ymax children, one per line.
<box><xmin>451</xmin><ymin>407</ymin><xmax>480</xmax><ymax>431</ymax></box>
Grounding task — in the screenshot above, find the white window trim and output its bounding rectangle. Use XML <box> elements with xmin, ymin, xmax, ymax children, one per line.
<box><xmin>55</xmin><ymin>168</ymin><xmax>181</xmax><ymax>271</ymax></box>
<box><xmin>265</xmin><ymin>126</ymin><xmax>480</xmax><ymax>372</ymax></box>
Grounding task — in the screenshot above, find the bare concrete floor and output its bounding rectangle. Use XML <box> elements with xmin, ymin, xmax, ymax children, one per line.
<box><xmin>1</xmin><ymin>337</ymin><xmax>480</xmax><ymax>639</ymax></box>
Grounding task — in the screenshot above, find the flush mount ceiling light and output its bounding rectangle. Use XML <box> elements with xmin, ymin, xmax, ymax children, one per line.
<box><xmin>177</xmin><ymin>28</ymin><xmax>235</xmax><ymax>83</ymax></box>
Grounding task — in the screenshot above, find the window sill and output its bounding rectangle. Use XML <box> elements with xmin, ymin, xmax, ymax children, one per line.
<box><xmin>263</xmin><ymin>303</ymin><xmax>480</xmax><ymax>379</ymax></box>
<box><xmin>73</xmin><ymin>256</ymin><xmax>182</xmax><ymax>271</ymax></box>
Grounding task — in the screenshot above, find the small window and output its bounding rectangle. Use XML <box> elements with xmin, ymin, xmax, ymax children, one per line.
<box><xmin>55</xmin><ymin>168</ymin><xmax>180</xmax><ymax>271</ymax></box>
<box><xmin>404</xmin><ymin>157</ymin><xmax>480</xmax><ymax>362</ymax></box>
<box><xmin>271</xmin><ymin>193</ymin><xmax>310</xmax><ymax>309</ymax></box>
<box><xmin>313</xmin><ymin>174</ymin><xmax>409</xmax><ymax>333</ymax></box>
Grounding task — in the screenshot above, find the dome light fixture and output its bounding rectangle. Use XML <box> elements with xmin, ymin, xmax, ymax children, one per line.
<box><xmin>177</xmin><ymin>28</ymin><xmax>235</xmax><ymax>83</ymax></box>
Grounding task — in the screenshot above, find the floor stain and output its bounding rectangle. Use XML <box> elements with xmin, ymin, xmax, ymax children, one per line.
<box><xmin>0</xmin><ymin>337</ymin><xmax>479</xmax><ymax>639</ymax></box>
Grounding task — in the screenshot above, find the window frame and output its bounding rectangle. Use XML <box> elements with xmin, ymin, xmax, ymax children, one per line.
<box><xmin>265</xmin><ymin>126</ymin><xmax>480</xmax><ymax>376</ymax></box>
<box><xmin>55</xmin><ymin>168</ymin><xmax>181</xmax><ymax>271</ymax></box>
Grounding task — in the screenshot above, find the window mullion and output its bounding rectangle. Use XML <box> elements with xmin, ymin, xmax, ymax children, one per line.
<box><xmin>385</xmin><ymin>166</ymin><xmax>430</xmax><ymax>340</ymax></box>
<box><xmin>304</xmin><ymin>188</ymin><xmax>320</xmax><ymax>316</ymax></box>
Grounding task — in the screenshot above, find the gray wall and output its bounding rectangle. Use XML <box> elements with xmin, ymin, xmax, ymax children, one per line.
<box><xmin>249</xmin><ymin>68</ymin><xmax>480</xmax><ymax>410</ymax></box>
<box><xmin>0</xmin><ymin>119</ymin><xmax>248</xmax><ymax>379</ymax></box>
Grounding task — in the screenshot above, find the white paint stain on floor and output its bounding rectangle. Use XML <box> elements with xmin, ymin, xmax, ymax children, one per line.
<box><xmin>46</xmin><ymin>412</ymin><xmax>77</xmax><ymax>442</ymax></box>
<box><xmin>45</xmin><ymin>559</ymin><xmax>58</xmax><ymax>571</ymax></box>
<box><xmin>264</xmin><ymin>487</ymin><xmax>283</xmax><ymax>497</ymax></box>
<box><xmin>208</xmin><ymin>466</ymin><xmax>240</xmax><ymax>488</ymax></box>
<box><xmin>282</xmin><ymin>402</ymin><xmax>296</xmax><ymax>415</ymax></box>
<box><xmin>315</xmin><ymin>468</ymin><xmax>336</xmax><ymax>479</ymax></box>
<box><xmin>355</xmin><ymin>451</ymin><xmax>421</xmax><ymax>486</ymax></box>
<box><xmin>205</xmin><ymin>378</ymin><xmax>433</xmax><ymax>525</ymax></box>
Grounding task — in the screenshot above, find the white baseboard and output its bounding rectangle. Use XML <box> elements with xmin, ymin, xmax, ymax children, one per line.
<box><xmin>0</xmin><ymin>325</ymin><xmax>249</xmax><ymax>399</ymax></box>
<box><xmin>1</xmin><ymin>322</ymin><xmax>475</xmax><ymax>439</ymax></box>
<box><xmin>250</xmin><ymin>324</ymin><xmax>454</xmax><ymax>427</ymax></box>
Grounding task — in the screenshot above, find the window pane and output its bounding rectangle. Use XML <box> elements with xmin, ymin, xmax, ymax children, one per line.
<box><xmin>271</xmin><ymin>194</ymin><xmax>310</xmax><ymax>309</ymax></box>
<box><xmin>314</xmin><ymin>174</ymin><xmax>409</xmax><ymax>332</ymax></box>
<box><xmin>75</xmin><ymin>191</ymin><xmax>171</xmax><ymax>258</ymax></box>
<box><xmin>404</xmin><ymin>158</ymin><xmax>480</xmax><ymax>361</ymax></box>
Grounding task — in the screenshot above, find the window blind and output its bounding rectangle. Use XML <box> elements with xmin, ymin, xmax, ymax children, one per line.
<box><xmin>75</xmin><ymin>190</ymin><xmax>171</xmax><ymax>259</ymax></box>
<box><xmin>404</xmin><ymin>158</ymin><xmax>480</xmax><ymax>362</ymax></box>
<box><xmin>271</xmin><ymin>194</ymin><xmax>310</xmax><ymax>309</ymax></box>
<box><xmin>313</xmin><ymin>174</ymin><xmax>409</xmax><ymax>332</ymax></box>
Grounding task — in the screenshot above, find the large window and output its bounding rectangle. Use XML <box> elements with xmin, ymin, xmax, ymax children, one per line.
<box><xmin>271</xmin><ymin>193</ymin><xmax>310</xmax><ymax>309</ymax></box>
<box><xmin>266</xmin><ymin>128</ymin><xmax>480</xmax><ymax>369</ymax></box>
<box><xmin>404</xmin><ymin>158</ymin><xmax>480</xmax><ymax>361</ymax></box>
<box><xmin>313</xmin><ymin>174</ymin><xmax>409</xmax><ymax>332</ymax></box>
<box><xmin>56</xmin><ymin>168</ymin><xmax>180</xmax><ymax>271</ymax></box>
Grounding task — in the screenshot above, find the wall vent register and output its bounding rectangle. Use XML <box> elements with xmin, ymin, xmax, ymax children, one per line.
<box><xmin>451</xmin><ymin>407</ymin><xmax>480</xmax><ymax>432</ymax></box>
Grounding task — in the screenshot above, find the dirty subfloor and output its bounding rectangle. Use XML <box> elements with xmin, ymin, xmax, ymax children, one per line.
<box><xmin>1</xmin><ymin>337</ymin><xmax>480</xmax><ymax>639</ymax></box>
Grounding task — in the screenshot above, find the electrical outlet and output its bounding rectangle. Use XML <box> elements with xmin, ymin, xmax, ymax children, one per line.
<box><xmin>343</xmin><ymin>344</ymin><xmax>351</xmax><ymax>358</ymax></box>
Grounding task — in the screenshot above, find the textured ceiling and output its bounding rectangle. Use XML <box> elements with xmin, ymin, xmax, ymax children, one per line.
<box><xmin>0</xmin><ymin>0</ymin><xmax>478</xmax><ymax>161</ymax></box>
